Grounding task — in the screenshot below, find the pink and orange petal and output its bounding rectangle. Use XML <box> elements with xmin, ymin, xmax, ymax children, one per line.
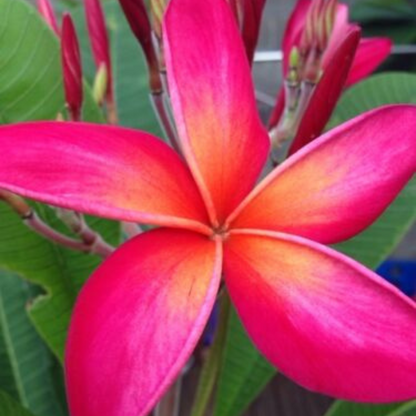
<box><xmin>0</xmin><ymin>122</ymin><xmax>210</xmax><ymax>231</ymax></box>
<box><xmin>231</xmin><ymin>106</ymin><xmax>416</xmax><ymax>244</ymax></box>
<box><xmin>66</xmin><ymin>229</ymin><xmax>223</xmax><ymax>416</ymax></box>
<box><xmin>164</xmin><ymin>0</ymin><xmax>269</xmax><ymax>225</ymax></box>
<box><xmin>224</xmin><ymin>229</ymin><xmax>416</xmax><ymax>402</ymax></box>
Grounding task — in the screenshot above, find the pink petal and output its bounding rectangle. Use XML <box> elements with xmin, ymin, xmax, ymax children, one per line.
<box><xmin>164</xmin><ymin>0</ymin><xmax>269</xmax><ymax>225</ymax></box>
<box><xmin>37</xmin><ymin>0</ymin><xmax>60</xmax><ymax>36</ymax></box>
<box><xmin>229</xmin><ymin>106</ymin><xmax>416</xmax><ymax>244</ymax></box>
<box><xmin>66</xmin><ymin>228</ymin><xmax>222</xmax><ymax>416</ymax></box>
<box><xmin>346</xmin><ymin>37</ymin><xmax>392</xmax><ymax>87</ymax></box>
<box><xmin>323</xmin><ymin>2</ymin><xmax>350</xmax><ymax>62</ymax></box>
<box><xmin>224</xmin><ymin>229</ymin><xmax>416</xmax><ymax>402</ymax></box>
<box><xmin>0</xmin><ymin>122</ymin><xmax>210</xmax><ymax>233</ymax></box>
<box><xmin>241</xmin><ymin>0</ymin><xmax>267</xmax><ymax>64</ymax></box>
<box><xmin>288</xmin><ymin>26</ymin><xmax>360</xmax><ymax>155</ymax></box>
<box><xmin>61</xmin><ymin>13</ymin><xmax>84</xmax><ymax>122</ymax></box>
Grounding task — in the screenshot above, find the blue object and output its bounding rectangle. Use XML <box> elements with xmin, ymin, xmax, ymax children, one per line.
<box><xmin>377</xmin><ymin>260</ymin><xmax>416</xmax><ymax>297</ymax></box>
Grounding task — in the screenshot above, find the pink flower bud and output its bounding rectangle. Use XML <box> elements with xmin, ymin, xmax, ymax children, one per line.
<box><xmin>37</xmin><ymin>0</ymin><xmax>60</xmax><ymax>36</ymax></box>
<box><xmin>118</xmin><ymin>0</ymin><xmax>162</xmax><ymax>92</ymax></box>
<box><xmin>61</xmin><ymin>13</ymin><xmax>83</xmax><ymax>121</ymax></box>
<box><xmin>85</xmin><ymin>0</ymin><xmax>113</xmax><ymax>102</ymax></box>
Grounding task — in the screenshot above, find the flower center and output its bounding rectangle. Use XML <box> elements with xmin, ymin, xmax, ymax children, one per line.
<box><xmin>210</xmin><ymin>224</ymin><xmax>229</xmax><ymax>241</ymax></box>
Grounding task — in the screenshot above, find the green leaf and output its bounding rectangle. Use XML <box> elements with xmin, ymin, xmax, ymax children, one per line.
<box><xmin>329</xmin><ymin>72</ymin><xmax>416</xmax><ymax>127</ymax></box>
<box><xmin>0</xmin><ymin>270</ymin><xmax>65</xmax><ymax>416</ymax></box>
<box><xmin>214</xmin><ymin>72</ymin><xmax>416</xmax><ymax>416</ymax></box>
<box><xmin>0</xmin><ymin>0</ymin><xmax>102</xmax><ymax>123</ymax></box>
<box><xmin>350</xmin><ymin>0</ymin><xmax>415</xmax><ymax>23</ymax></box>
<box><xmin>389</xmin><ymin>402</ymin><xmax>416</xmax><ymax>416</ymax></box>
<box><xmin>0</xmin><ymin>390</ymin><xmax>36</xmax><ymax>416</ymax></box>
<box><xmin>0</xmin><ymin>0</ymin><xmax>120</xmax><ymax>360</ymax></box>
<box><xmin>324</xmin><ymin>400</ymin><xmax>416</xmax><ymax>416</ymax></box>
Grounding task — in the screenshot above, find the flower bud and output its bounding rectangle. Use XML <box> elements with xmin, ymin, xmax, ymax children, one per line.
<box><xmin>85</xmin><ymin>0</ymin><xmax>113</xmax><ymax>103</ymax></box>
<box><xmin>118</xmin><ymin>0</ymin><xmax>162</xmax><ymax>92</ymax></box>
<box><xmin>93</xmin><ymin>63</ymin><xmax>108</xmax><ymax>106</ymax></box>
<box><xmin>37</xmin><ymin>0</ymin><xmax>60</xmax><ymax>36</ymax></box>
<box><xmin>61</xmin><ymin>13</ymin><xmax>83</xmax><ymax>121</ymax></box>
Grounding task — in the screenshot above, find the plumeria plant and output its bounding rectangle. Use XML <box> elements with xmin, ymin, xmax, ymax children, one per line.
<box><xmin>0</xmin><ymin>0</ymin><xmax>415</xmax><ymax>416</ymax></box>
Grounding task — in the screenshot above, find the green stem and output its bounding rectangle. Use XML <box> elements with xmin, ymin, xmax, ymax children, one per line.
<box><xmin>190</xmin><ymin>292</ymin><xmax>231</xmax><ymax>416</ymax></box>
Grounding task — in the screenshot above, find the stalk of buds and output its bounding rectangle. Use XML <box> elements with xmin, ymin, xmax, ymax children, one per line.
<box><xmin>37</xmin><ymin>0</ymin><xmax>60</xmax><ymax>36</ymax></box>
<box><xmin>85</xmin><ymin>0</ymin><xmax>117</xmax><ymax>123</ymax></box>
<box><xmin>61</xmin><ymin>13</ymin><xmax>84</xmax><ymax>122</ymax></box>
<box><xmin>270</xmin><ymin>0</ymin><xmax>339</xmax><ymax>160</ymax></box>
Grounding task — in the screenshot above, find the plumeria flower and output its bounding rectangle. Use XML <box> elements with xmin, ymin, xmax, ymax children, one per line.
<box><xmin>269</xmin><ymin>0</ymin><xmax>392</xmax><ymax>154</ymax></box>
<box><xmin>0</xmin><ymin>0</ymin><xmax>415</xmax><ymax>415</ymax></box>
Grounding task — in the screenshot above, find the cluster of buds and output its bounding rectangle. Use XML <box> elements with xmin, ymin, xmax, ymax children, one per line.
<box><xmin>293</xmin><ymin>0</ymin><xmax>337</xmax><ymax>85</ymax></box>
<box><xmin>269</xmin><ymin>0</ymin><xmax>357</xmax><ymax>162</ymax></box>
<box><xmin>39</xmin><ymin>0</ymin><xmax>120</xmax><ymax>124</ymax></box>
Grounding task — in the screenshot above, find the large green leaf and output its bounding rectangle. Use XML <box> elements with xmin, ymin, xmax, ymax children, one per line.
<box><xmin>213</xmin><ymin>72</ymin><xmax>416</xmax><ymax>416</ymax></box>
<box><xmin>0</xmin><ymin>271</ymin><xmax>65</xmax><ymax>416</ymax></box>
<box><xmin>0</xmin><ymin>390</ymin><xmax>36</xmax><ymax>416</ymax></box>
<box><xmin>0</xmin><ymin>0</ymin><xmax>120</xmax><ymax>360</ymax></box>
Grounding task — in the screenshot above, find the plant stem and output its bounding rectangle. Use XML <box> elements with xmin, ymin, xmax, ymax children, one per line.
<box><xmin>0</xmin><ymin>190</ymin><xmax>113</xmax><ymax>257</ymax></box>
<box><xmin>55</xmin><ymin>208</ymin><xmax>114</xmax><ymax>257</ymax></box>
<box><xmin>189</xmin><ymin>292</ymin><xmax>231</xmax><ymax>416</ymax></box>
<box><xmin>24</xmin><ymin>212</ymin><xmax>94</xmax><ymax>253</ymax></box>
